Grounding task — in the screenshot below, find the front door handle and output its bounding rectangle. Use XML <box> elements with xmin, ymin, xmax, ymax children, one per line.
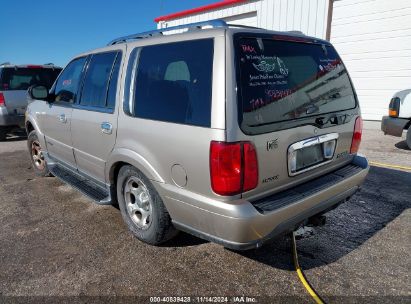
<box><xmin>58</xmin><ymin>114</ymin><xmax>67</xmax><ymax>123</ymax></box>
<box><xmin>101</xmin><ymin>122</ymin><xmax>113</xmax><ymax>134</ymax></box>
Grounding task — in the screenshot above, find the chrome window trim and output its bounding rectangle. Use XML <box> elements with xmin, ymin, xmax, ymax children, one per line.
<box><xmin>72</xmin><ymin>103</ymin><xmax>114</xmax><ymax>114</ymax></box>
<box><xmin>128</xmin><ymin>48</ymin><xmax>140</xmax><ymax>116</ymax></box>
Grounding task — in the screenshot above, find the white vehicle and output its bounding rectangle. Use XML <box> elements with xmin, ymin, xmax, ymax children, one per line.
<box><xmin>381</xmin><ymin>89</ymin><xmax>411</xmax><ymax>149</ymax></box>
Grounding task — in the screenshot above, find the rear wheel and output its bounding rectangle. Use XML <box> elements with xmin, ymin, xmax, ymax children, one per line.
<box><xmin>407</xmin><ymin>126</ymin><xmax>411</xmax><ymax>149</ymax></box>
<box><xmin>117</xmin><ymin>165</ymin><xmax>178</xmax><ymax>245</ymax></box>
<box><xmin>27</xmin><ymin>130</ymin><xmax>50</xmax><ymax>176</ymax></box>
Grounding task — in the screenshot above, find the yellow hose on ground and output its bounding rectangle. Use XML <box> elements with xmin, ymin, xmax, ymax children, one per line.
<box><xmin>291</xmin><ymin>232</ymin><xmax>325</xmax><ymax>304</ymax></box>
<box><xmin>290</xmin><ymin>160</ymin><xmax>411</xmax><ymax>302</ymax></box>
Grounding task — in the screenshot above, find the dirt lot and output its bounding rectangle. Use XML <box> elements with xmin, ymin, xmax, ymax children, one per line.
<box><xmin>0</xmin><ymin>122</ymin><xmax>410</xmax><ymax>303</ymax></box>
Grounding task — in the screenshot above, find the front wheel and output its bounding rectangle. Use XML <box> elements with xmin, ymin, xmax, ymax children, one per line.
<box><xmin>407</xmin><ymin>126</ymin><xmax>411</xmax><ymax>149</ymax></box>
<box><xmin>117</xmin><ymin>165</ymin><xmax>178</xmax><ymax>245</ymax></box>
<box><xmin>0</xmin><ymin>129</ymin><xmax>7</xmax><ymax>141</ymax></box>
<box><xmin>27</xmin><ymin>130</ymin><xmax>50</xmax><ymax>176</ymax></box>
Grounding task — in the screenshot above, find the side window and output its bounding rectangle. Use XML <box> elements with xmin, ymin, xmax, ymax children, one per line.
<box><xmin>54</xmin><ymin>57</ymin><xmax>87</xmax><ymax>103</ymax></box>
<box><xmin>133</xmin><ymin>39</ymin><xmax>214</xmax><ymax>127</ymax></box>
<box><xmin>79</xmin><ymin>52</ymin><xmax>119</xmax><ymax>109</ymax></box>
<box><xmin>106</xmin><ymin>53</ymin><xmax>121</xmax><ymax>109</ymax></box>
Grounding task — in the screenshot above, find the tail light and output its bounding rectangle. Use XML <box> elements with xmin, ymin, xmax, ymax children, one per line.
<box><xmin>350</xmin><ymin>116</ymin><xmax>363</xmax><ymax>154</ymax></box>
<box><xmin>0</xmin><ymin>93</ymin><xmax>5</xmax><ymax>107</ymax></box>
<box><xmin>210</xmin><ymin>141</ymin><xmax>258</xmax><ymax>196</ymax></box>
<box><xmin>389</xmin><ymin>97</ymin><xmax>400</xmax><ymax>117</ymax></box>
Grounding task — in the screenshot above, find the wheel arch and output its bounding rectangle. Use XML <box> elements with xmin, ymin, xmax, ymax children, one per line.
<box><xmin>106</xmin><ymin>148</ymin><xmax>165</xmax><ymax>186</ymax></box>
<box><xmin>26</xmin><ymin>120</ymin><xmax>35</xmax><ymax>134</ymax></box>
<box><xmin>25</xmin><ymin>116</ymin><xmax>42</xmax><ymax>136</ymax></box>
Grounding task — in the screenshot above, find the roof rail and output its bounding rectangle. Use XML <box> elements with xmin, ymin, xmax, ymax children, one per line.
<box><xmin>0</xmin><ymin>62</ymin><xmax>11</xmax><ymax>66</ymax></box>
<box><xmin>107</xmin><ymin>19</ymin><xmax>228</xmax><ymax>46</ymax></box>
<box><xmin>228</xmin><ymin>23</ymin><xmax>261</xmax><ymax>30</ymax></box>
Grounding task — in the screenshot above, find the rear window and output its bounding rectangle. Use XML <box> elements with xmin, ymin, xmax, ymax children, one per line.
<box><xmin>0</xmin><ymin>67</ymin><xmax>61</xmax><ymax>91</ymax></box>
<box><xmin>235</xmin><ymin>35</ymin><xmax>357</xmax><ymax>134</ymax></box>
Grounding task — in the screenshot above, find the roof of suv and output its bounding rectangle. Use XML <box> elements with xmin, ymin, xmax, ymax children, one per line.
<box><xmin>106</xmin><ymin>19</ymin><xmax>330</xmax><ymax>47</ymax></box>
<box><xmin>74</xmin><ymin>19</ymin><xmax>331</xmax><ymax>61</ymax></box>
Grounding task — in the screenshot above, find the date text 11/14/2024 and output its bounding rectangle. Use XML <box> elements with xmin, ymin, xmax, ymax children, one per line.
<box><xmin>149</xmin><ymin>296</ymin><xmax>258</xmax><ymax>303</ymax></box>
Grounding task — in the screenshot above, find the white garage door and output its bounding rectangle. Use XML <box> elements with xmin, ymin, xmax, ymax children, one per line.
<box><xmin>224</xmin><ymin>12</ymin><xmax>257</xmax><ymax>27</ymax></box>
<box><xmin>331</xmin><ymin>0</ymin><xmax>411</xmax><ymax>120</ymax></box>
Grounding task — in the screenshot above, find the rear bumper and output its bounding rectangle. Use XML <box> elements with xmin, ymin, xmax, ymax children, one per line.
<box><xmin>0</xmin><ymin>108</ymin><xmax>25</xmax><ymax>128</ymax></box>
<box><xmin>160</xmin><ymin>155</ymin><xmax>369</xmax><ymax>250</ymax></box>
<box><xmin>174</xmin><ymin>186</ymin><xmax>359</xmax><ymax>250</ymax></box>
<box><xmin>381</xmin><ymin>116</ymin><xmax>409</xmax><ymax>137</ymax></box>
<box><xmin>156</xmin><ymin>155</ymin><xmax>369</xmax><ymax>250</ymax></box>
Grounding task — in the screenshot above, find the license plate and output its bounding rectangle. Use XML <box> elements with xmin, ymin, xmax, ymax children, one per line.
<box><xmin>296</xmin><ymin>144</ymin><xmax>324</xmax><ymax>171</ymax></box>
<box><xmin>288</xmin><ymin>133</ymin><xmax>339</xmax><ymax>176</ymax></box>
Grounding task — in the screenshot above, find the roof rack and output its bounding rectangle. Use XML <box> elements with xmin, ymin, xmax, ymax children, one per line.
<box><xmin>285</xmin><ymin>30</ymin><xmax>305</xmax><ymax>35</ymax></box>
<box><xmin>107</xmin><ymin>19</ymin><xmax>228</xmax><ymax>45</ymax></box>
<box><xmin>0</xmin><ymin>62</ymin><xmax>11</xmax><ymax>66</ymax></box>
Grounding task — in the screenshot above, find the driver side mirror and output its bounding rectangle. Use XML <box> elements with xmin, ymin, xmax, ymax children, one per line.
<box><xmin>28</xmin><ymin>85</ymin><xmax>50</xmax><ymax>101</ymax></box>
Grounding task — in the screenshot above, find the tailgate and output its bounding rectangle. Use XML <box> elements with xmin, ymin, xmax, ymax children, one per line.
<box><xmin>245</xmin><ymin>122</ymin><xmax>357</xmax><ymax>200</ymax></box>
<box><xmin>2</xmin><ymin>90</ymin><xmax>28</xmax><ymax>115</ymax></box>
<box><xmin>232</xmin><ymin>33</ymin><xmax>360</xmax><ymax>199</ymax></box>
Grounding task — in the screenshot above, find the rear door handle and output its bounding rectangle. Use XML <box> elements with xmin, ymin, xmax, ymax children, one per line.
<box><xmin>101</xmin><ymin>122</ymin><xmax>113</xmax><ymax>134</ymax></box>
<box><xmin>58</xmin><ymin>114</ymin><xmax>67</xmax><ymax>123</ymax></box>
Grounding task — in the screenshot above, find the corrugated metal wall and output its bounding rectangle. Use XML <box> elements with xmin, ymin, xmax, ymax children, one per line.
<box><xmin>158</xmin><ymin>0</ymin><xmax>329</xmax><ymax>39</ymax></box>
<box><xmin>331</xmin><ymin>0</ymin><xmax>411</xmax><ymax>120</ymax></box>
<box><xmin>257</xmin><ymin>0</ymin><xmax>329</xmax><ymax>38</ymax></box>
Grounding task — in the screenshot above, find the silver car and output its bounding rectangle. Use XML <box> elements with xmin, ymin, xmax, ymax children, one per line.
<box><xmin>381</xmin><ymin>89</ymin><xmax>411</xmax><ymax>149</ymax></box>
<box><xmin>0</xmin><ymin>63</ymin><xmax>61</xmax><ymax>140</ymax></box>
<box><xmin>25</xmin><ymin>20</ymin><xmax>369</xmax><ymax>250</ymax></box>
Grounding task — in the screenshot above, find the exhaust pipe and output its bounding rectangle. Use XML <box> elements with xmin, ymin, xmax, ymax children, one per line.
<box><xmin>307</xmin><ymin>214</ymin><xmax>326</xmax><ymax>227</ymax></box>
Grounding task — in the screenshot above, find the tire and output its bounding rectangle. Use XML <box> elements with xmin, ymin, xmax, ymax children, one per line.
<box><xmin>27</xmin><ymin>130</ymin><xmax>51</xmax><ymax>177</ymax></box>
<box><xmin>407</xmin><ymin>126</ymin><xmax>411</xmax><ymax>150</ymax></box>
<box><xmin>117</xmin><ymin>165</ymin><xmax>178</xmax><ymax>245</ymax></box>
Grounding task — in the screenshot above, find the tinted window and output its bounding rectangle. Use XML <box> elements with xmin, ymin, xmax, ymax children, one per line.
<box><xmin>107</xmin><ymin>53</ymin><xmax>121</xmax><ymax>109</ymax></box>
<box><xmin>133</xmin><ymin>39</ymin><xmax>213</xmax><ymax>127</ymax></box>
<box><xmin>54</xmin><ymin>57</ymin><xmax>87</xmax><ymax>103</ymax></box>
<box><xmin>0</xmin><ymin>67</ymin><xmax>61</xmax><ymax>91</ymax></box>
<box><xmin>80</xmin><ymin>52</ymin><xmax>118</xmax><ymax>109</ymax></box>
<box><xmin>235</xmin><ymin>35</ymin><xmax>357</xmax><ymax>134</ymax></box>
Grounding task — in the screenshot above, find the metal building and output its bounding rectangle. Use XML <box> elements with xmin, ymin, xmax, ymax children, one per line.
<box><xmin>155</xmin><ymin>0</ymin><xmax>411</xmax><ymax>121</ymax></box>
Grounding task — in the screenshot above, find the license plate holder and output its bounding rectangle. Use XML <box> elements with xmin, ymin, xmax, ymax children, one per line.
<box><xmin>288</xmin><ymin>133</ymin><xmax>339</xmax><ymax>176</ymax></box>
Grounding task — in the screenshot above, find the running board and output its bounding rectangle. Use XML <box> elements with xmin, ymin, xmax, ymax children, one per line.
<box><xmin>49</xmin><ymin>164</ymin><xmax>112</xmax><ymax>205</ymax></box>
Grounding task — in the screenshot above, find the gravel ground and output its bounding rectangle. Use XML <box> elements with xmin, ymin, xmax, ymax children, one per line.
<box><xmin>0</xmin><ymin>123</ymin><xmax>409</xmax><ymax>303</ymax></box>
